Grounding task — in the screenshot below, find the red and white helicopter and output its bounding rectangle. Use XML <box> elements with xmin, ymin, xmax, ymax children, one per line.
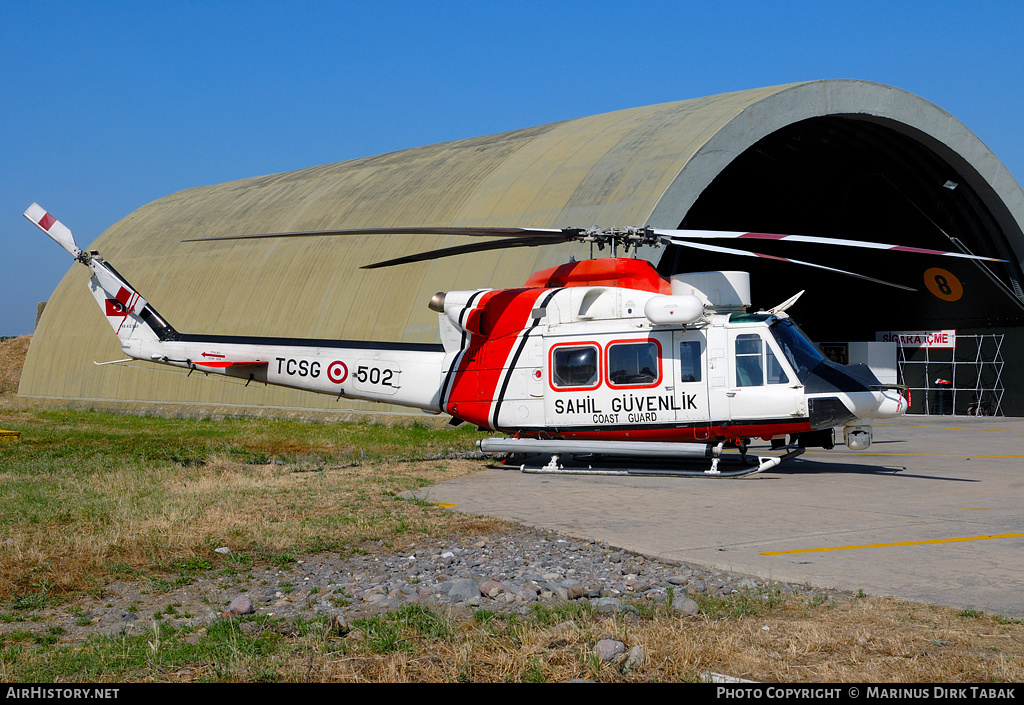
<box><xmin>25</xmin><ymin>203</ymin><xmax>1004</xmax><ymax>477</ymax></box>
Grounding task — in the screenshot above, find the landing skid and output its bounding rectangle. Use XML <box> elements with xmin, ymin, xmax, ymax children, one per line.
<box><xmin>478</xmin><ymin>437</ymin><xmax>805</xmax><ymax>478</ymax></box>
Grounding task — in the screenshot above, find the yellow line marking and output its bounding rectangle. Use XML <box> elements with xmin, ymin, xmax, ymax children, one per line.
<box><xmin>962</xmin><ymin>507</ymin><xmax>991</xmax><ymax>511</ymax></box>
<box><xmin>432</xmin><ymin>502</ymin><xmax>458</xmax><ymax>508</ymax></box>
<box><xmin>761</xmin><ymin>532</ymin><xmax>1024</xmax><ymax>556</ymax></box>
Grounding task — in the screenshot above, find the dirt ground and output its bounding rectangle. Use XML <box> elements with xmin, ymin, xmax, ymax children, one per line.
<box><xmin>0</xmin><ymin>336</ymin><xmax>30</xmax><ymax>398</ymax></box>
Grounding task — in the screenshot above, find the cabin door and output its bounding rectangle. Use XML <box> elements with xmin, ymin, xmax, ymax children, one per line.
<box><xmin>671</xmin><ymin>329</ymin><xmax>711</xmax><ymax>440</ymax></box>
<box><xmin>719</xmin><ymin>328</ymin><xmax>804</xmax><ymax>423</ymax></box>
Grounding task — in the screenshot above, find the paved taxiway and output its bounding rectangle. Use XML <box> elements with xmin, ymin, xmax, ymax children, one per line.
<box><xmin>412</xmin><ymin>417</ymin><xmax>1024</xmax><ymax>618</ymax></box>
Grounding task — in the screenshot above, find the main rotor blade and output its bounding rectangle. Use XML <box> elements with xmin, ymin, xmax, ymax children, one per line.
<box><xmin>183</xmin><ymin>226</ymin><xmax>569</xmax><ymax>243</ymax></box>
<box><xmin>662</xmin><ymin>237</ymin><xmax>917</xmax><ymax>291</ymax></box>
<box><xmin>652</xmin><ymin>228</ymin><xmax>1006</xmax><ymax>262</ymax></box>
<box><xmin>360</xmin><ymin>236</ymin><xmax>560</xmax><ymax>269</ymax></box>
<box><xmin>181</xmin><ymin>223</ymin><xmax>1003</xmax><ymax>280</ymax></box>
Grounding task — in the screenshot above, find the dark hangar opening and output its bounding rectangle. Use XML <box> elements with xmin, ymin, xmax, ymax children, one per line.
<box><xmin>657</xmin><ymin>116</ymin><xmax>1024</xmax><ymax>414</ymax></box>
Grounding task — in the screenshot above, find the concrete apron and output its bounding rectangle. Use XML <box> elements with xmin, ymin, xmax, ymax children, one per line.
<box><xmin>406</xmin><ymin>416</ymin><xmax>1024</xmax><ymax>618</ymax></box>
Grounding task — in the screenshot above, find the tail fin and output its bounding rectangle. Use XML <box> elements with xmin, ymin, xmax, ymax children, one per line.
<box><xmin>25</xmin><ymin>203</ymin><xmax>178</xmax><ymax>344</ymax></box>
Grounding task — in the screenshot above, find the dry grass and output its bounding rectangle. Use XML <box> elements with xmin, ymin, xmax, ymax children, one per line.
<box><xmin>261</xmin><ymin>598</ymin><xmax>1024</xmax><ymax>682</ymax></box>
<box><xmin>0</xmin><ymin>336</ymin><xmax>504</xmax><ymax>598</ymax></box>
<box><xmin>0</xmin><ymin>453</ymin><xmax>504</xmax><ymax>601</ymax></box>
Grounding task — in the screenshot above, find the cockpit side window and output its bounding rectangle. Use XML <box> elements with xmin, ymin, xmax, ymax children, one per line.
<box><xmin>766</xmin><ymin>345</ymin><xmax>790</xmax><ymax>385</ymax></box>
<box><xmin>735</xmin><ymin>333</ymin><xmax>791</xmax><ymax>387</ymax></box>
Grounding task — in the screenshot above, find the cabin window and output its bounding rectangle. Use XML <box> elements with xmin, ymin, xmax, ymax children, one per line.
<box><xmin>607</xmin><ymin>341</ymin><xmax>661</xmax><ymax>387</ymax></box>
<box><xmin>735</xmin><ymin>333</ymin><xmax>790</xmax><ymax>387</ymax></box>
<box><xmin>679</xmin><ymin>341</ymin><xmax>702</xmax><ymax>383</ymax></box>
<box><xmin>551</xmin><ymin>345</ymin><xmax>599</xmax><ymax>389</ymax></box>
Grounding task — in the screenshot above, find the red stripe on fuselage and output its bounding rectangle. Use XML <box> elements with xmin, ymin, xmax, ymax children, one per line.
<box><xmin>445</xmin><ymin>288</ymin><xmax>546</xmax><ymax>428</ymax></box>
<box><xmin>521</xmin><ymin>420</ymin><xmax>814</xmax><ymax>444</ymax></box>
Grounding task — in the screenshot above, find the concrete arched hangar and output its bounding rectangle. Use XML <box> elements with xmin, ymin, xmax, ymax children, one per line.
<box><xmin>21</xmin><ymin>79</ymin><xmax>1024</xmax><ymax>416</ymax></box>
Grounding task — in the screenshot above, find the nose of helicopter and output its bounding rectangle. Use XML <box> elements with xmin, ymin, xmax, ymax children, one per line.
<box><xmin>805</xmin><ymin>361</ymin><xmax>909</xmax><ymax>422</ymax></box>
<box><xmin>835</xmin><ymin>389</ymin><xmax>904</xmax><ymax>421</ymax></box>
<box><xmin>865</xmin><ymin>388</ymin><xmax>908</xmax><ymax>418</ymax></box>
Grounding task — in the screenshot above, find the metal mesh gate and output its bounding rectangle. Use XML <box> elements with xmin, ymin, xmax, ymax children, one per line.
<box><xmin>896</xmin><ymin>334</ymin><xmax>1005</xmax><ymax>416</ymax></box>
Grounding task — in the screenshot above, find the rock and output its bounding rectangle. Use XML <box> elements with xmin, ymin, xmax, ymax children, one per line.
<box><xmin>227</xmin><ymin>595</ymin><xmax>254</xmax><ymax>615</ymax></box>
<box><xmin>668</xmin><ymin>572</ymin><xmax>691</xmax><ymax>585</ymax></box>
<box><xmin>623</xmin><ymin>644</ymin><xmax>646</xmax><ymax>672</ymax></box>
<box><xmin>594</xmin><ymin>638</ymin><xmax>627</xmax><ymax>663</ymax></box>
<box><xmin>480</xmin><ymin>580</ymin><xmax>504</xmax><ymax>597</ymax></box>
<box><xmin>671</xmin><ymin>594</ymin><xmax>701</xmax><ymax>615</ymax></box>
<box><xmin>446</xmin><ymin>578</ymin><xmax>480</xmax><ymax>602</ymax></box>
<box><xmin>516</xmin><ymin>586</ymin><xmax>539</xmax><ymax>603</ymax></box>
<box><xmin>329</xmin><ymin>614</ymin><xmax>350</xmax><ymax>635</ymax></box>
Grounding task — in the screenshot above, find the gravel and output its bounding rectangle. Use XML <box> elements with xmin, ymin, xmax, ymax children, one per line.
<box><xmin>2</xmin><ymin>526</ymin><xmax>845</xmax><ymax>645</ymax></box>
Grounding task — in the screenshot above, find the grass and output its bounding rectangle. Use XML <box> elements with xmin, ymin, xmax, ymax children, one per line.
<box><xmin>355</xmin><ymin>604</ymin><xmax>457</xmax><ymax>654</ymax></box>
<box><xmin>0</xmin><ymin>406</ymin><xmax>495</xmax><ymax>602</ymax></box>
<box><xmin>5</xmin><ymin>615</ymin><xmax>288</xmax><ymax>682</ymax></box>
<box><xmin>2</xmin><ymin>391</ymin><xmax>1024</xmax><ymax>681</ymax></box>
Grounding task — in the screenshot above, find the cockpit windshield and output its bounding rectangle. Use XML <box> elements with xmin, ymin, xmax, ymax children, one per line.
<box><xmin>769</xmin><ymin>317</ymin><xmax>826</xmax><ymax>383</ymax></box>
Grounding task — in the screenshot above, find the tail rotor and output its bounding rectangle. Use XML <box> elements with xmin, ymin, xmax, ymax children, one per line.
<box><xmin>24</xmin><ymin>203</ymin><xmax>83</xmax><ymax>259</ymax></box>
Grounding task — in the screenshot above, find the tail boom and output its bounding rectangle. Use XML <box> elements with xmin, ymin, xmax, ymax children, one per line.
<box><xmin>128</xmin><ymin>336</ymin><xmax>447</xmax><ymax>411</ymax></box>
<box><xmin>27</xmin><ymin>202</ymin><xmax>448</xmax><ymax>413</ymax></box>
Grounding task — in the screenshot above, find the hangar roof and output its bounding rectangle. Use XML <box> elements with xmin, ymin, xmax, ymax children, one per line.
<box><xmin>20</xmin><ymin>79</ymin><xmax>1024</xmax><ymax>414</ymax></box>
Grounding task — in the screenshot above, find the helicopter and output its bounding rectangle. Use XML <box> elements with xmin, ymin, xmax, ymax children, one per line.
<box><xmin>24</xmin><ymin>203</ymin><xmax>1005</xmax><ymax>477</ymax></box>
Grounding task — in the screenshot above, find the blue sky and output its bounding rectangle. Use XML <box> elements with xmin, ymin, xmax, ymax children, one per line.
<box><xmin>2</xmin><ymin>0</ymin><xmax>1023</xmax><ymax>334</ymax></box>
